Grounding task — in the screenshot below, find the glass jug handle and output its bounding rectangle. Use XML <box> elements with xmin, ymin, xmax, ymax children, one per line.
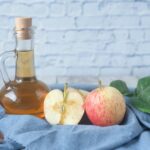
<box><xmin>0</xmin><ymin>50</ymin><xmax>16</xmax><ymax>85</ymax></box>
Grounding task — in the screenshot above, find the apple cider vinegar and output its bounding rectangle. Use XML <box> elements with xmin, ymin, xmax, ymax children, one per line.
<box><xmin>0</xmin><ymin>18</ymin><xmax>49</xmax><ymax>118</ymax></box>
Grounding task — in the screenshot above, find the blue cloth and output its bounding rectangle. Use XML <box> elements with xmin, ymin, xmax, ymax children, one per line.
<box><xmin>0</xmin><ymin>84</ymin><xmax>150</xmax><ymax>150</ymax></box>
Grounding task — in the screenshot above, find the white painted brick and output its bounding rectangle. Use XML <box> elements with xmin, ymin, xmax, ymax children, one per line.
<box><xmin>133</xmin><ymin>67</ymin><xmax>150</xmax><ymax>77</ymax></box>
<box><xmin>34</xmin><ymin>29</ymin><xmax>48</xmax><ymax>43</ymax></box>
<box><xmin>57</xmin><ymin>55</ymin><xmax>85</xmax><ymax>67</ymax></box>
<box><xmin>109</xmin><ymin>55</ymin><xmax>127</xmax><ymax>67</ymax></box>
<box><xmin>0</xmin><ymin>0</ymin><xmax>149</xmax><ymax>78</ymax></box>
<box><xmin>71</xmin><ymin>42</ymin><xmax>98</xmax><ymax>53</ymax></box>
<box><xmin>141</xmin><ymin>55</ymin><xmax>150</xmax><ymax>66</ymax></box>
<box><xmin>110</xmin><ymin>16</ymin><xmax>140</xmax><ymax>28</ymax></box>
<box><xmin>50</xmin><ymin>3</ymin><xmax>66</xmax><ymax>17</ymax></box>
<box><xmin>15</xmin><ymin>0</ymin><xmax>54</xmax><ymax>4</ymax></box>
<box><xmin>83</xmin><ymin>2</ymin><xmax>99</xmax><ymax>16</ymax></box>
<box><xmin>126</xmin><ymin>56</ymin><xmax>142</xmax><ymax>67</ymax></box>
<box><xmin>0</xmin><ymin>29</ymin><xmax>8</xmax><ymax>41</ymax></box>
<box><xmin>136</xmin><ymin>43</ymin><xmax>150</xmax><ymax>54</ymax></box>
<box><xmin>98</xmin><ymin>30</ymin><xmax>114</xmax><ymax>42</ymax></box>
<box><xmin>11</xmin><ymin>3</ymin><xmax>48</xmax><ymax>17</ymax></box>
<box><xmin>46</xmin><ymin>31</ymin><xmax>65</xmax><ymax>43</ymax></box>
<box><xmin>129</xmin><ymin>30</ymin><xmax>145</xmax><ymax>42</ymax></box>
<box><xmin>76</xmin><ymin>16</ymin><xmax>110</xmax><ymax>29</ymax></box>
<box><xmin>35</xmin><ymin>43</ymin><xmax>73</xmax><ymax>56</ymax></box>
<box><xmin>64</xmin><ymin>30</ymin><xmax>99</xmax><ymax>42</ymax></box>
<box><xmin>101</xmin><ymin>68</ymin><xmax>131</xmax><ymax>76</ymax></box>
<box><xmin>0</xmin><ymin>3</ymin><xmax>11</xmax><ymax>15</ymax></box>
<box><xmin>99</xmin><ymin>2</ymin><xmax>148</xmax><ymax>15</ymax></box>
<box><xmin>37</xmin><ymin>67</ymin><xmax>67</xmax><ymax>76</ymax></box>
<box><xmin>0</xmin><ymin>16</ymin><xmax>13</xmax><ymax>29</ymax></box>
<box><xmin>77</xmin><ymin>16</ymin><xmax>140</xmax><ymax>29</ymax></box>
<box><xmin>144</xmin><ymin>29</ymin><xmax>150</xmax><ymax>41</ymax></box>
<box><xmin>105</xmin><ymin>42</ymin><xmax>135</xmax><ymax>55</ymax></box>
<box><xmin>41</xmin><ymin>17</ymin><xmax>75</xmax><ymax>30</ymax></box>
<box><xmin>113</xmin><ymin>30</ymin><xmax>129</xmax><ymax>41</ymax></box>
<box><xmin>57</xmin><ymin>76</ymin><xmax>98</xmax><ymax>84</ymax></box>
<box><xmin>141</xmin><ymin>16</ymin><xmax>150</xmax><ymax>27</ymax></box>
<box><xmin>67</xmin><ymin>2</ymin><xmax>81</xmax><ymax>16</ymax></box>
<box><xmin>35</xmin><ymin>55</ymin><xmax>59</xmax><ymax>68</ymax></box>
<box><xmin>3</xmin><ymin>41</ymin><xmax>15</xmax><ymax>51</ymax></box>
<box><xmin>94</xmin><ymin>55</ymin><xmax>110</xmax><ymax>67</ymax></box>
<box><xmin>66</xmin><ymin>67</ymin><xmax>99</xmax><ymax>76</ymax></box>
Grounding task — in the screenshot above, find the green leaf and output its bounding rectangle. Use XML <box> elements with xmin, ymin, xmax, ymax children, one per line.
<box><xmin>110</xmin><ymin>80</ymin><xmax>130</xmax><ymax>95</ymax></box>
<box><xmin>131</xmin><ymin>96</ymin><xmax>150</xmax><ymax>113</ymax></box>
<box><xmin>136</xmin><ymin>76</ymin><xmax>150</xmax><ymax>96</ymax></box>
<box><xmin>131</xmin><ymin>76</ymin><xmax>150</xmax><ymax>113</ymax></box>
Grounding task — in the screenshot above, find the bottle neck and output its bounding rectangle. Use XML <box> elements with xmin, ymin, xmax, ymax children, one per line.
<box><xmin>15</xmin><ymin>38</ymin><xmax>36</xmax><ymax>82</ymax></box>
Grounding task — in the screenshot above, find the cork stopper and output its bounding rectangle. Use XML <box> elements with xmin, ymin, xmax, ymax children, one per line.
<box><xmin>15</xmin><ymin>17</ymin><xmax>32</xmax><ymax>39</ymax></box>
<box><xmin>15</xmin><ymin>17</ymin><xmax>32</xmax><ymax>29</ymax></box>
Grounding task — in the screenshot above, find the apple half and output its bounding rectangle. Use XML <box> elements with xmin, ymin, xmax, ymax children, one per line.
<box><xmin>44</xmin><ymin>87</ymin><xmax>85</xmax><ymax>125</ymax></box>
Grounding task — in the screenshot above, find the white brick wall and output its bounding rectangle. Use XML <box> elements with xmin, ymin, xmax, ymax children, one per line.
<box><xmin>0</xmin><ymin>0</ymin><xmax>150</xmax><ymax>80</ymax></box>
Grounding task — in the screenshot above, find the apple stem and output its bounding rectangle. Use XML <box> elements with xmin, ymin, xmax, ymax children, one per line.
<box><xmin>98</xmin><ymin>80</ymin><xmax>102</xmax><ymax>88</ymax></box>
<box><xmin>64</xmin><ymin>83</ymin><xmax>68</xmax><ymax>101</ymax></box>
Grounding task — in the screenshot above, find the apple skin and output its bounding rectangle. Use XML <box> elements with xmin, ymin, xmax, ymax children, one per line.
<box><xmin>84</xmin><ymin>87</ymin><xmax>126</xmax><ymax>126</ymax></box>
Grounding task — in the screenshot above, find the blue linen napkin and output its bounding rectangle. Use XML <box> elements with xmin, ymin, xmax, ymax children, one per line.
<box><xmin>0</xmin><ymin>84</ymin><xmax>149</xmax><ymax>150</ymax></box>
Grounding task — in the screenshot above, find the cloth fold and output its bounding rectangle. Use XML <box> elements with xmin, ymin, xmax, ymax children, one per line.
<box><xmin>0</xmin><ymin>85</ymin><xmax>150</xmax><ymax>150</ymax></box>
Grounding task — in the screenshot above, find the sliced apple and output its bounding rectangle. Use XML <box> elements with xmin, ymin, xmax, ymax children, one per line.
<box><xmin>44</xmin><ymin>89</ymin><xmax>64</xmax><ymax>124</ymax></box>
<box><xmin>67</xmin><ymin>87</ymin><xmax>89</xmax><ymax>101</ymax></box>
<box><xmin>44</xmin><ymin>87</ymin><xmax>84</xmax><ymax>125</ymax></box>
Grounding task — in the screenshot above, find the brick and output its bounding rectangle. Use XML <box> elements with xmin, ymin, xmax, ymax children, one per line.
<box><xmin>46</xmin><ymin>31</ymin><xmax>65</xmax><ymax>43</ymax></box>
<box><xmin>66</xmin><ymin>67</ymin><xmax>99</xmax><ymax>76</ymax></box>
<box><xmin>36</xmin><ymin>66</ymin><xmax>67</xmax><ymax>76</ymax></box>
<box><xmin>15</xmin><ymin>0</ymin><xmax>54</xmax><ymax>4</ymax></box>
<box><xmin>41</xmin><ymin>17</ymin><xmax>75</xmax><ymax>30</ymax></box>
<box><xmin>35</xmin><ymin>43</ymin><xmax>73</xmax><ymax>56</ymax></box>
<box><xmin>67</xmin><ymin>2</ymin><xmax>81</xmax><ymax>16</ymax></box>
<box><xmin>136</xmin><ymin>43</ymin><xmax>150</xmax><ymax>54</ymax></box>
<box><xmin>57</xmin><ymin>76</ymin><xmax>98</xmax><ymax>84</ymax></box>
<box><xmin>76</xmin><ymin>16</ymin><xmax>110</xmax><ymax>29</ymax></box>
<box><xmin>126</xmin><ymin>56</ymin><xmax>142</xmax><ymax>67</ymax></box>
<box><xmin>105</xmin><ymin>42</ymin><xmax>135</xmax><ymax>55</ymax></box>
<box><xmin>99</xmin><ymin>2</ymin><xmax>148</xmax><ymax>15</ymax></box>
<box><xmin>11</xmin><ymin>3</ymin><xmax>48</xmax><ymax>17</ymax></box>
<box><xmin>50</xmin><ymin>3</ymin><xmax>66</xmax><ymax>17</ymax></box>
<box><xmin>71</xmin><ymin>42</ymin><xmax>99</xmax><ymax>53</ymax></box>
<box><xmin>3</xmin><ymin>41</ymin><xmax>15</xmax><ymax>51</ymax></box>
<box><xmin>93</xmin><ymin>55</ymin><xmax>110</xmax><ymax>67</ymax></box>
<box><xmin>64</xmin><ymin>30</ymin><xmax>99</xmax><ymax>42</ymax></box>
<box><xmin>110</xmin><ymin>16</ymin><xmax>140</xmax><ymax>29</ymax></box>
<box><xmin>0</xmin><ymin>29</ymin><xmax>8</xmax><ymax>41</ymax></box>
<box><xmin>83</xmin><ymin>2</ymin><xmax>99</xmax><ymax>16</ymax></box>
<box><xmin>101</xmin><ymin>67</ymin><xmax>131</xmax><ymax>76</ymax></box>
<box><xmin>141</xmin><ymin>16</ymin><xmax>150</xmax><ymax>27</ymax></box>
<box><xmin>0</xmin><ymin>3</ymin><xmax>11</xmax><ymax>15</ymax></box>
<box><xmin>76</xmin><ymin>16</ymin><xmax>140</xmax><ymax>29</ymax></box>
<box><xmin>0</xmin><ymin>16</ymin><xmax>13</xmax><ymax>29</ymax></box>
<box><xmin>57</xmin><ymin>55</ymin><xmax>79</xmax><ymax>67</ymax></box>
<box><xmin>129</xmin><ymin>30</ymin><xmax>145</xmax><ymax>42</ymax></box>
<box><xmin>98</xmin><ymin>30</ymin><xmax>114</xmax><ymax>42</ymax></box>
<box><xmin>144</xmin><ymin>29</ymin><xmax>150</xmax><ymax>41</ymax></box>
<box><xmin>109</xmin><ymin>55</ymin><xmax>127</xmax><ymax>67</ymax></box>
<box><xmin>113</xmin><ymin>30</ymin><xmax>129</xmax><ymax>41</ymax></box>
<box><xmin>133</xmin><ymin>67</ymin><xmax>150</xmax><ymax>77</ymax></box>
<box><xmin>34</xmin><ymin>29</ymin><xmax>48</xmax><ymax>43</ymax></box>
<box><xmin>141</xmin><ymin>55</ymin><xmax>150</xmax><ymax>66</ymax></box>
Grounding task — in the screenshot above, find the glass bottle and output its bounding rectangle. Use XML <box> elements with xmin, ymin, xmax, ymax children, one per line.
<box><xmin>0</xmin><ymin>17</ymin><xmax>49</xmax><ymax>118</ymax></box>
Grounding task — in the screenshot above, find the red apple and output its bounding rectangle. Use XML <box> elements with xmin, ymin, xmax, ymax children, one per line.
<box><xmin>84</xmin><ymin>86</ymin><xmax>126</xmax><ymax>126</ymax></box>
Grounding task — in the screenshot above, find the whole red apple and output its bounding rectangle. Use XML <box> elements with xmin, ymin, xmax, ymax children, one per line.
<box><xmin>84</xmin><ymin>87</ymin><xmax>126</xmax><ymax>126</ymax></box>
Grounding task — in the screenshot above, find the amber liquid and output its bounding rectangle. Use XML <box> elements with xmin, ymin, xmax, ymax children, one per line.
<box><xmin>0</xmin><ymin>50</ymin><xmax>49</xmax><ymax>118</ymax></box>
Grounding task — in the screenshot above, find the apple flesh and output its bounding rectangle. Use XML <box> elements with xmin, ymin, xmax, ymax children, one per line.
<box><xmin>84</xmin><ymin>86</ymin><xmax>126</xmax><ymax>126</ymax></box>
<box><xmin>44</xmin><ymin>88</ymin><xmax>85</xmax><ymax>125</ymax></box>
